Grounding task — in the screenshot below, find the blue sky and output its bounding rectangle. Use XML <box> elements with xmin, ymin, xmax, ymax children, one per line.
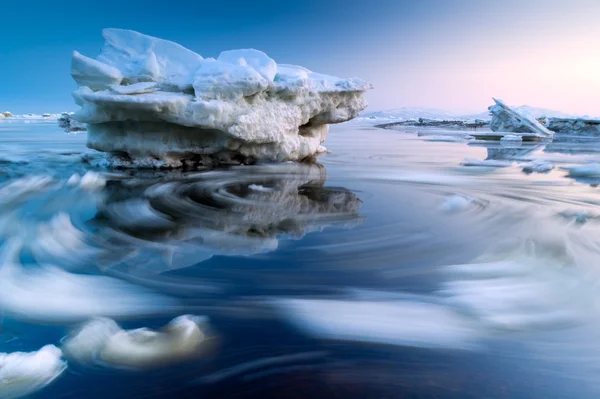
<box><xmin>2</xmin><ymin>0</ymin><xmax>600</xmax><ymax>115</ymax></box>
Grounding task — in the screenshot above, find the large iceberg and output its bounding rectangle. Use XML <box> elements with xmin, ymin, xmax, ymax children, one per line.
<box><xmin>488</xmin><ymin>98</ymin><xmax>554</xmax><ymax>138</ymax></box>
<box><xmin>71</xmin><ymin>29</ymin><xmax>371</xmax><ymax>167</ymax></box>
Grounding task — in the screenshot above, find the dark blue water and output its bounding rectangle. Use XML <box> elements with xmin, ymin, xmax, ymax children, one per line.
<box><xmin>2</xmin><ymin>120</ymin><xmax>600</xmax><ymax>398</ymax></box>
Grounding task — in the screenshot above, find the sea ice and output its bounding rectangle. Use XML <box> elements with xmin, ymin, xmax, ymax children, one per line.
<box><xmin>71</xmin><ymin>29</ymin><xmax>371</xmax><ymax>167</ymax></box>
<box><xmin>0</xmin><ymin>345</ymin><xmax>66</xmax><ymax>399</ymax></box>
<box><xmin>489</xmin><ymin>98</ymin><xmax>554</xmax><ymax>138</ymax></box>
<box><xmin>63</xmin><ymin>315</ymin><xmax>210</xmax><ymax>369</ymax></box>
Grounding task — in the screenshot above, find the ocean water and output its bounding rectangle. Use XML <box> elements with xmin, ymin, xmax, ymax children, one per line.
<box><xmin>2</xmin><ymin>120</ymin><xmax>600</xmax><ymax>398</ymax></box>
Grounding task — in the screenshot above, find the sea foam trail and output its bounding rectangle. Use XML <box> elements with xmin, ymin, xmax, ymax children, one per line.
<box><xmin>0</xmin><ymin>239</ymin><xmax>176</xmax><ymax>322</ymax></box>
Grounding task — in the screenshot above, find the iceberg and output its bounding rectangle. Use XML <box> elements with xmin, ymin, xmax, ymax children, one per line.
<box><xmin>71</xmin><ymin>29</ymin><xmax>371</xmax><ymax>167</ymax></box>
<box><xmin>489</xmin><ymin>98</ymin><xmax>554</xmax><ymax>138</ymax></box>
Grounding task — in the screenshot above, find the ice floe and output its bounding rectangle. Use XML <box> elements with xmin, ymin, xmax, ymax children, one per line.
<box><xmin>63</xmin><ymin>315</ymin><xmax>210</xmax><ymax>369</ymax></box>
<box><xmin>70</xmin><ymin>28</ymin><xmax>371</xmax><ymax>167</ymax></box>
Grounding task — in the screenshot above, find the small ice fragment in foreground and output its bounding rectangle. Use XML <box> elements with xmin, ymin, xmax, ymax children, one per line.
<box><xmin>439</xmin><ymin>195</ymin><xmax>475</xmax><ymax>213</ymax></box>
<box><xmin>79</xmin><ymin>171</ymin><xmax>106</xmax><ymax>191</ymax></box>
<box><xmin>562</xmin><ymin>163</ymin><xmax>600</xmax><ymax>177</ymax></box>
<box><xmin>521</xmin><ymin>159</ymin><xmax>554</xmax><ymax>173</ymax></box>
<box><xmin>274</xmin><ymin>298</ymin><xmax>479</xmax><ymax>349</ymax></box>
<box><xmin>500</xmin><ymin>134</ymin><xmax>522</xmax><ymax>142</ymax></box>
<box><xmin>462</xmin><ymin>158</ymin><xmax>511</xmax><ymax>167</ymax></box>
<box><xmin>63</xmin><ymin>315</ymin><xmax>209</xmax><ymax>369</ymax></box>
<box><xmin>0</xmin><ymin>345</ymin><xmax>66</xmax><ymax>399</ymax></box>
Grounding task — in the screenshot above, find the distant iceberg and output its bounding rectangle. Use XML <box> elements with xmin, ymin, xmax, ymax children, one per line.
<box><xmin>70</xmin><ymin>29</ymin><xmax>372</xmax><ymax>167</ymax></box>
<box><xmin>488</xmin><ymin>98</ymin><xmax>554</xmax><ymax>138</ymax></box>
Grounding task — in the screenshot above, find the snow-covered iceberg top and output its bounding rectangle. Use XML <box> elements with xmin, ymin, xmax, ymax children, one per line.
<box><xmin>71</xmin><ymin>28</ymin><xmax>372</xmax><ymax>167</ymax></box>
<box><xmin>488</xmin><ymin>98</ymin><xmax>554</xmax><ymax>138</ymax></box>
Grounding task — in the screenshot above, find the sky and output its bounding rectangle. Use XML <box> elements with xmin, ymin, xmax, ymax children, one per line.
<box><xmin>2</xmin><ymin>0</ymin><xmax>600</xmax><ymax>115</ymax></box>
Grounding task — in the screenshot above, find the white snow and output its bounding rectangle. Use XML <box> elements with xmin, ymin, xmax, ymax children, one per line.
<box><xmin>71</xmin><ymin>29</ymin><xmax>371</xmax><ymax>167</ymax></box>
<box><xmin>0</xmin><ymin>345</ymin><xmax>66</xmax><ymax>399</ymax></box>
<box><xmin>109</xmin><ymin>81</ymin><xmax>157</xmax><ymax>95</ymax></box>
<box><xmin>63</xmin><ymin>315</ymin><xmax>209</xmax><ymax>369</ymax></box>
<box><xmin>72</xmin><ymin>50</ymin><xmax>123</xmax><ymax>90</ymax></box>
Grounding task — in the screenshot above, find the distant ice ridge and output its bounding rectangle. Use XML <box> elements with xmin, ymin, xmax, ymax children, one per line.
<box><xmin>0</xmin><ymin>112</ymin><xmax>62</xmax><ymax>123</ymax></box>
<box><xmin>70</xmin><ymin>28</ymin><xmax>371</xmax><ymax>167</ymax></box>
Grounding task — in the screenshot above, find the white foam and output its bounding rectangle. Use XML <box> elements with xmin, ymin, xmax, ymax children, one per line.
<box><xmin>0</xmin><ymin>345</ymin><xmax>66</xmax><ymax>399</ymax></box>
<box><xmin>0</xmin><ymin>239</ymin><xmax>175</xmax><ymax>322</ymax></box>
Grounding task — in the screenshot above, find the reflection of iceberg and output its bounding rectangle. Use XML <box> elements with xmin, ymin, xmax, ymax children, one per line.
<box><xmin>63</xmin><ymin>315</ymin><xmax>211</xmax><ymax>369</ymax></box>
<box><xmin>71</xmin><ymin>29</ymin><xmax>371</xmax><ymax>167</ymax></box>
<box><xmin>90</xmin><ymin>164</ymin><xmax>363</xmax><ymax>272</ymax></box>
<box><xmin>0</xmin><ymin>345</ymin><xmax>66</xmax><ymax>399</ymax></box>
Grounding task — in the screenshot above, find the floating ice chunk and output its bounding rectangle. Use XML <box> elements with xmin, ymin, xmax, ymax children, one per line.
<box><xmin>562</xmin><ymin>163</ymin><xmax>600</xmax><ymax>177</ymax></box>
<box><xmin>0</xmin><ymin>239</ymin><xmax>175</xmax><ymax>322</ymax></box>
<box><xmin>63</xmin><ymin>315</ymin><xmax>209</xmax><ymax>369</ymax></box>
<box><xmin>217</xmin><ymin>48</ymin><xmax>277</xmax><ymax>82</ymax></box>
<box><xmin>439</xmin><ymin>195</ymin><xmax>476</xmax><ymax>213</ymax></box>
<box><xmin>0</xmin><ymin>345</ymin><xmax>66</xmax><ymax>399</ymax></box>
<box><xmin>97</xmin><ymin>28</ymin><xmax>204</xmax><ymax>90</ymax></box>
<box><xmin>79</xmin><ymin>171</ymin><xmax>106</xmax><ymax>191</ymax></box>
<box><xmin>500</xmin><ymin>134</ymin><xmax>522</xmax><ymax>142</ymax></box>
<box><xmin>461</xmin><ymin>158</ymin><xmax>512</xmax><ymax>167</ymax></box>
<box><xmin>193</xmin><ymin>59</ymin><xmax>268</xmax><ymax>100</ymax></box>
<box><xmin>423</xmin><ymin>135</ymin><xmax>469</xmax><ymax>143</ymax></box>
<box><xmin>71</xmin><ymin>51</ymin><xmax>123</xmax><ymax>90</ymax></box>
<box><xmin>489</xmin><ymin>98</ymin><xmax>554</xmax><ymax>138</ymax></box>
<box><xmin>274</xmin><ymin>298</ymin><xmax>479</xmax><ymax>349</ymax></box>
<box><xmin>71</xmin><ymin>29</ymin><xmax>371</xmax><ymax>167</ymax></box>
<box><xmin>521</xmin><ymin>159</ymin><xmax>554</xmax><ymax>173</ymax></box>
<box><xmin>109</xmin><ymin>81</ymin><xmax>157</xmax><ymax>95</ymax></box>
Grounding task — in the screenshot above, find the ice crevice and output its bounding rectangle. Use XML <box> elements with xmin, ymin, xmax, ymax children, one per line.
<box><xmin>71</xmin><ymin>29</ymin><xmax>372</xmax><ymax>168</ymax></box>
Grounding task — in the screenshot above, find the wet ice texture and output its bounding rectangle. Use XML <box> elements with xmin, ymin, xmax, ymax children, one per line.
<box><xmin>71</xmin><ymin>29</ymin><xmax>371</xmax><ymax>167</ymax></box>
<box><xmin>63</xmin><ymin>315</ymin><xmax>209</xmax><ymax>369</ymax></box>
